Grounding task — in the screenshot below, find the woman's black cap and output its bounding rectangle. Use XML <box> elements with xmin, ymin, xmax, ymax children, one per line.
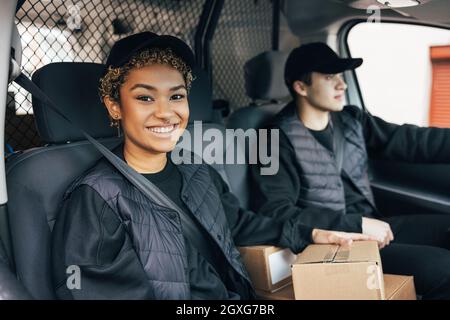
<box><xmin>284</xmin><ymin>42</ymin><xmax>363</xmax><ymax>85</ymax></box>
<box><xmin>105</xmin><ymin>31</ymin><xmax>195</xmax><ymax>69</ymax></box>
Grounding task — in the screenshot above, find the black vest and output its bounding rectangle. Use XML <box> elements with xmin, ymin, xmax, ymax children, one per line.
<box><xmin>65</xmin><ymin>156</ymin><xmax>254</xmax><ymax>299</ymax></box>
<box><xmin>274</xmin><ymin>102</ymin><xmax>375</xmax><ymax>213</ymax></box>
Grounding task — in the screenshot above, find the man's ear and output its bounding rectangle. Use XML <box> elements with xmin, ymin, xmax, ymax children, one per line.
<box><xmin>293</xmin><ymin>80</ymin><xmax>308</xmax><ymax>97</ymax></box>
<box><xmin>103</xmin><ymin>96</ymin><xmax>122</xmax><ymax>120</ymax></box>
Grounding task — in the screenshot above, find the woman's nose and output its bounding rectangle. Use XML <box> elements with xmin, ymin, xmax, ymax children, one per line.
<box><xmin>154</xmin><ymin>100</ymin><xmax>173</xmax><ymax>118</ymax></box>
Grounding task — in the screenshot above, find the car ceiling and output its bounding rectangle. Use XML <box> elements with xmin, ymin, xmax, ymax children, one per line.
<box><xmin>283</xmin><ymin>0</ymin><xmax>450</xmax><ymax>37</ymax></box>
<box><xmin>15</xmin><ymin>0</ymin><xmax>450</xmax><ymax>36</ymax></box>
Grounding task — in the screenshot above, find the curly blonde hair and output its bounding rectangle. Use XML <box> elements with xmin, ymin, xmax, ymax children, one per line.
<box><xmin>99</xmin><ymin>47</ymin><xmax>194</xmax><ymax>126</ymax></box>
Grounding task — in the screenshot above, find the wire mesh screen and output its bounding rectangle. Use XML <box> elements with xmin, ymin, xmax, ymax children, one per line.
<box><xmin>7</xmin><ymin>0</ymin><xmax>204</xmax><ymax>151</ymax></box>
<box><xmin>212</xmin><ymin>0</ymin><xmax>273</xmax><ymax>110</ymax></box>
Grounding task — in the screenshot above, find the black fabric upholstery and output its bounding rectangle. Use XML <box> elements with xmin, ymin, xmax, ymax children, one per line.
<box><xmin>229</xmin><ymin>50</ymin><xmax>291</xmax><ymax>131</ymax></box>
<box><xmin>188</xmin><ymin>67</ymin><xmax>213</xmax><ymax>123</ymax></box>
<box><xmin>0</xmin><ymin>238</ymin><xmax>31</xmax><ymax>299</ymax></box>
<box><xmin>244</xmin><ymin>51</ymin><xmax>289</xmax><ymax>101</ymax></box>
<box><xmin>32</xmin><ymin>62</ymin><xmax>116</xmax><ymax>144</ymax></box>
<box><xmin>183</xmin><ymin>68</ymin><xmax>249</xmax><ymax>207</ymax></box>
<box><xmin>5</xmin><ymin>62</ymin><xmax>229</xmax><ymax>299</ymax></box>
<box><xmin>226</xmin><ymin>103</ymin><xmax>282</xmax><ymax>210</ymax></box>
<box><xmin>6</xmin><ymin>55</ymin><xmax>245</xmax><ymax>299</ymax></box>
<box><xmin>6</xmin><ymin>138</ymin><xmax>122</xmax><ymax>299</ymax></box>
<box><xmin>32</xmin><ymin>63</ymin><xmax>213</xmax><ymax>142</ymax></box>
<box><xmin>227</xmin><ymin>103</ymin><xmax>285</xmax><ymax>131</ymax></box>
<box><xmin>226</xmin><ymin>51</ymin><xmax>292</xmax><ymax>208</ymax></box>
<box><xmin>8</xmin><ymin>61</ymin><xmax>123</xmax><ymax>299</ymax></box>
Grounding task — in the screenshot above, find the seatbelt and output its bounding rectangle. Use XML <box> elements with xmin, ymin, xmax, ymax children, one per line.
<box><xmin>13</xmin><ymin>72</ymin><xmax>222</xmax><ymax>274</ymax></box>
<box><xmin>331</xmin><ymin>113</ymin><xmax>345</xmax><ymax>173</ymax></box>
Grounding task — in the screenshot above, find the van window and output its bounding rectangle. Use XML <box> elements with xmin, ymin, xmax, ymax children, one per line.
<box><xmin>347</xmin><ymin>22</ymin><xmax>450</xmax><ymax>127</ymax></box>
<box><xmin>11</xmin><ymin>22</ymin><xmax>75</xmax><ymax>115</ymax></box>
<box><xmin>7</xmin><ymin>0</ymin><xmax>205</xmax><ymax>151</ymax></box>
<box><xmin>7</xmin><ymin>0</ymin><xmax>274</xmax><ymax>151</ymax></box>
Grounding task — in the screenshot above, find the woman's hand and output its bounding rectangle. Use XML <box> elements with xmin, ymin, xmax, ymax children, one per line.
<box><xmin>362</xmin><ymin>217</ymin><xmax>394</xmax><ymax>249</ymax></box>
<box><xmin>312</xmin><ymin>229</ymin><xmax>376</xmax><ymax>248</ymax></box>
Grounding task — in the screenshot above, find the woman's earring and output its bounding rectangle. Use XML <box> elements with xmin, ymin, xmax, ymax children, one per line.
<box><xmin>110</xmin><ymin>114</ymin><xmax>121</xmax><ymax>137</ymax></box>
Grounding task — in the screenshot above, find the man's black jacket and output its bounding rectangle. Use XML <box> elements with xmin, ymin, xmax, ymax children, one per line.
<box><xmin>251</xmin><ymin>104</ymin><xmax>450</xmax><ymax>232</ymax></box>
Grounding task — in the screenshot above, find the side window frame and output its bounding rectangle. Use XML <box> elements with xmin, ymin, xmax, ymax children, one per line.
<box><xmin>339</xmin><ymin>19</ymin><xmax>367</xmax><ymax>111</ymax></box>
<box><xmin>338</xmin><ymin>19</ymin><xmax>450</xmax><ymax>119</ymax></box>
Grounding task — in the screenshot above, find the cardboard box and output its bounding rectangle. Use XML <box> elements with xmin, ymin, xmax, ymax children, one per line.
<box><xmin>383</xmin><ymin>274</ymin><xmax>416</xmax><ymax>300</ymax></box>
<box><xmin>238</xmin><ymin>246</ymin><xmax>296</xmax><ymax>292</ymax></box>
<box><xmin>256</xmin><ymin>283</ymin><xmax>295</xmax><ymax>300</ymax></box>
<box><xmin>292</xmin><ymin>241</ymin><xmax>385</xmax><ymax>300</ymax></box>
<box><xmin>256</xmin><ymin>274</ymin><xmax>416</xmax><ymax>300</ymax></box>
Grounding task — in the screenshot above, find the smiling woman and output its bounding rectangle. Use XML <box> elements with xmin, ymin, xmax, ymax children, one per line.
<box><xmin>50</xmin><ymin>31</ymin><xmax>373</xmax><ymax>301</ymax></box>
<box><xmin>100</xmin><ymin>49</ymin><xmax>192</xmax><ymax>173</ymax></box>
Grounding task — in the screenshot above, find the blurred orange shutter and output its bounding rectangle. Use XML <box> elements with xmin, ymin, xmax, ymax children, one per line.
<box><xmin>429</xmin><ymin>45</ymin><xmax>450</xmax><ymax>128</ymax></box>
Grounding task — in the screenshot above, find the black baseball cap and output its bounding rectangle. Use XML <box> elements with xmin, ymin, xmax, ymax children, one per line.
<box><xmin>284</xmin><ymin>42</ymin><xmax>363</xmax><ymax>85</ymax></box>
<box><xmin>105</xmin><ymin>31</ymin><xmax>195</xmax><ymax>69</ymax></box>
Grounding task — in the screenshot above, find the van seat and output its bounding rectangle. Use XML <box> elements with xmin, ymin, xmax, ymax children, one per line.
<box><xmin>225</xmin><ymin>51</ymin><xmax>290</xmax><ymax>208</ymax></box>
<box><xmin>6</xmin><ymin>62</ymin><xmax>119</xmax><ymax>299</ymax></box>
<box><xmin>227</xmin><ymin>51</ymin><xmax>290</xmax><ymax>131</ymax></box>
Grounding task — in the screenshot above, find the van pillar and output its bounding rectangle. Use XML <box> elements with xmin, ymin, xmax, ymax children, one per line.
<box><xmin>194</xmin><ymin>0</ymin><xmax>224</xmax><ymax>86</ymax></box>
<box><xmin>272</xmin><ymin>0</ymin><xmax>280</xmax><ymax>51</ymax></box>
<box><xmin>0</xmin><ymin>0</ymin><xmax>18</xmax><ymax>271</ymax></box>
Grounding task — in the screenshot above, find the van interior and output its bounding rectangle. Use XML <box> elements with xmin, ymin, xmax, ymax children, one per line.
<box><xmin>0</xmin><ymin>0</ymin><xmax>450</xmax><ymax>299</ymax></box>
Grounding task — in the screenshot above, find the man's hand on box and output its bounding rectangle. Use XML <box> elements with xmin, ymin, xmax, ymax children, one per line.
<box><xmin>311</xmin><ymin>229</ymin><xmax>376</xmax><ymax>248</ymax></box>
<box><xmin>362</xmin><ymin>217</ymin><xmax>394</xmax><ymax>249</ymax></box>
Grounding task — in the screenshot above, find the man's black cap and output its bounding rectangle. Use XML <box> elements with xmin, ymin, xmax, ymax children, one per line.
<box><xmin>284</xmin><ymin>42</ymin><xmax>363</xmax><ymax>85</ymax></box>
<box><xmin>105</xmin><ymin>31</ymin><xmax>195</xmax><ymax>69</ymax></box>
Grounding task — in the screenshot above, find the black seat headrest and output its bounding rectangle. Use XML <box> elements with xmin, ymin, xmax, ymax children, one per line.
<box><xmin>32</xmin><ymin>63</ymin><xmax>214</xmax><ymax>145</ymax></box>
<box><xmin>244</xmin><ymin>51</ymin><xmax>290</xmax><ymax>101</ymax></box>
<box><xmin>188</xmin><ymin>67</ymin><xmax>213</xmax><ymax>123</ymax></box>
<box><xmin>32</xmin><ymin>62</ymin><xmax>116</xmax><ymax>144</ymax></box>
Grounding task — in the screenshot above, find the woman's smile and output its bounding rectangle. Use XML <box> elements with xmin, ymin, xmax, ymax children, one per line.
<box><xmin>145</xmin><ymin>123</ymin><xmax>180</xmax><ymax>138</ymax></box>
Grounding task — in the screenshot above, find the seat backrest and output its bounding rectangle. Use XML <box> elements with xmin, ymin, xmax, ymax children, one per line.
<box><xmin>225</xmin><ymin>51</ymin><xmax>290</xmax><ymax>208</ymax></box>
<box><xmin>6</xmin><ymin>62</ymin><xmax>121</xmax><ymax>299</ymax></box>
<box><xmin>0</xmin><ymin>237</ymin><xmax>31</xmax><ymax>299</ymax></box>
<box><xmin>227</xmin><ymin>51</ymin><xmax>290</xmax><ymax>131</ymax></box>
<box><xmin>6</xmin><ymin>62</ymin><xmax>245</xmax><ymax>299</ymax></box>
<box><xmin>185</xmin><ymin>68</ymin><xmax>248</xmax><ymax>205</ymax></box>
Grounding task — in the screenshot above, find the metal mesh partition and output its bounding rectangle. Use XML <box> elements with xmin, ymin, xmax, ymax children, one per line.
<box><xmin>212</xmin><ymin>0</ymin><xmax>273</xmax><ymax>111</ymax></box>
<box><xmin>7</xmin><ymin>0</ymin><xmax>204</xmax><ymax>151</ymax></box>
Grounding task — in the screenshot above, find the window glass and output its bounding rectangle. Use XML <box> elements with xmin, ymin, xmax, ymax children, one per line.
<box><xmin>11</xmin><ymin>22</ymin><xmax>75</xmax><ymax>114</ymax></box>
<box><xmin>348</xmin><ymin>22</ymin><xmax>450</xmax><ymax>126</ymax></box>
